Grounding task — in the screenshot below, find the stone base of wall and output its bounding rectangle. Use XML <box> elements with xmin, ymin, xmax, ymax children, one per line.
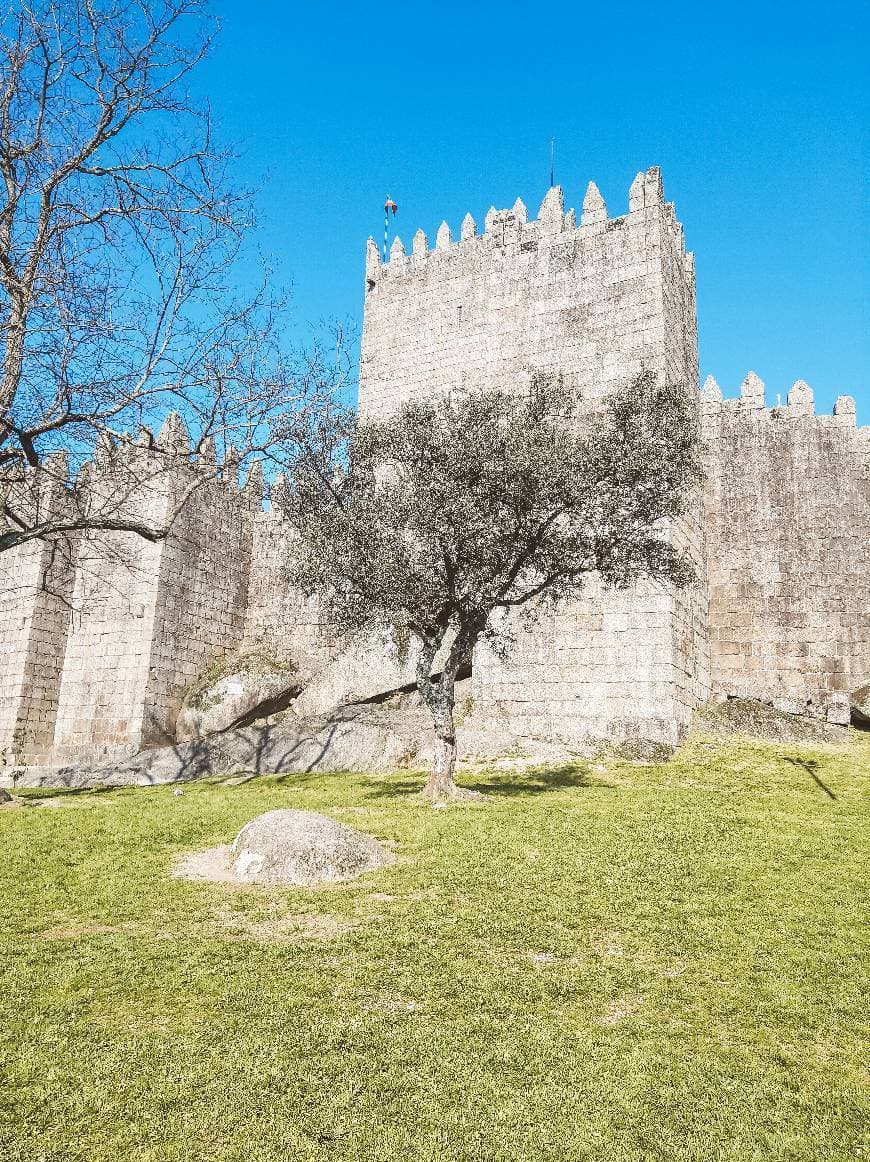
<box><xmin>467</xmin><ymin>707</ymin><xmax>685</xmax><ymax>748</ymax></box>
<box><xmin>3</xmin><ymin>696</ymin><xmax>577</xmax><ymax>790</ymax></box>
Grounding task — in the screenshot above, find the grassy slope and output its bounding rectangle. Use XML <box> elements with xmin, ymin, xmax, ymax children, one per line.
<box><xmin>1</xmin><ymin>733</ymin><xmax>868</xmax><ymax>1162</ymax></box>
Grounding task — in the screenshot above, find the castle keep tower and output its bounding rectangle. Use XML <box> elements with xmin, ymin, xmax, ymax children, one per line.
<box><xmin>359</xmin><ymin>168</ymin><xmax>710</xmax><ymax>744</ymax></box>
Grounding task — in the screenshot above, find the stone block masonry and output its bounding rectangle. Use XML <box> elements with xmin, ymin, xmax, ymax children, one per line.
<box><xmin>1</xmin><ymin>421</ymin><xmax>261</xmax><ymax>767</ymax></box>
<box><xmin>1</xmin><ymin>165</ymin><xmax>867</xmax><ymax>771</ymax></box>
<box><xmin>701</xmin><ymin>375</ymin><xmax>869</xmax><ymax>719</ymax></box>
<box><xmin>0</xmin><ymin>531</ymin><xmax>78</xmax><ymax>765</ymax></box>
<box><xmin>0</xmin><ymin>457</ymin><xmax>80</xmax><ymax>766</ymax></box>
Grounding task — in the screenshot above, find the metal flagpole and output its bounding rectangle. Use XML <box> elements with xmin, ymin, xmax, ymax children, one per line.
<box><xmin>383</xmin><ymin>196</ymin><xmax>398</xmax><ymax>261</ymax></box>
<box><xmin>550</xmin><ymin>137</ymin><xmax>555</xmax><ymax>187</ymax></box>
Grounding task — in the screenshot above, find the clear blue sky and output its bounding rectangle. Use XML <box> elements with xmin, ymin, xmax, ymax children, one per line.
<box><xmin>194</xmin><ymin>0</ymin><xmax>868</xmax><ymax>420</ymax></box>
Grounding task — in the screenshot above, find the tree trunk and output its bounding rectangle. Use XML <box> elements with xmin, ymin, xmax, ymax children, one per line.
<box><xmin>2</xmin><ymin>308</ymin><xmax>26</xmax><ymax>418</ymax></box>
<box><xmin>416</xmin><ymin>627</ymin><xmax>482</xmax><ymax>803</ymax></box>
<box><xmin>423</xmin><ymin>724</ymin><xmax>460</xmax><ymax>801</ymax></box>
<box><xmin>421</xmin><ymin>688</ymin><xmax>478</xmax><ymax>802</ymax></box>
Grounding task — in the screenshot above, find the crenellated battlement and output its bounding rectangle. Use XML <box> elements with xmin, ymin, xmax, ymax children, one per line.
<box><xmin>364</xmin><ymin>167</ymin><xmax>694</xmax><ymax>295</ymax></box>
<box><xmin>700</xmin><ymin>371</ymin><xmax>863</xmax><ymax>428</ymax></box>
<box><xmin>359</xmin><ymin>167</ymin><xmax>699</xmax><ymax>425</ymax></box>
<box><xmin>6</xmin><ymin>414</ymin><xmax>266</xmax><ymax>513</ymax></box>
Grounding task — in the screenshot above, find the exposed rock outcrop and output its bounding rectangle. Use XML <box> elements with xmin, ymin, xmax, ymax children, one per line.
<box><xmin>176</xmin><ymin>652</ymin><xmax>301</xmax><ymax>742</ymax></box>
<box><xmin>693</xmin><ymin>697</ymin><xmax>846</xmax><ymax>743</ymax></box>
<box><xmin>9</xmin><ymin>681</ymin><xmax>572</xmax><ymax>789</ymax></box>
<box><xmin>851</xmin><ymin>683</ymin><xmax>870</xmax><ymax>728</ymax></box>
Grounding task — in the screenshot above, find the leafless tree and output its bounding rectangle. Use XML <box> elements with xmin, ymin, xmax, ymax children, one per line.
<box><xmin>283</xmin><ymin>373</ymin><xmax>703</xmax><ymax>802</ymax></box>
<box><xmin>0</xmin><ymin>0</ymin><xmax>344</xmax><ymax>555</ymax></box>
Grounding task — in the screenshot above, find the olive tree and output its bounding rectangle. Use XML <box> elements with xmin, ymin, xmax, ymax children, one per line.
<box><xmin>283</xmin><ymin>372</ymin><xmax>703</xmax><ymax>802</ymax></box>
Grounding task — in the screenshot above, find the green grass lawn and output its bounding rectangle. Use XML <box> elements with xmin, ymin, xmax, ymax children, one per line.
<box><xmin>2</xmin><ymin>733</ymin><xmax>868</xmax><ymax>1161</ymax></box>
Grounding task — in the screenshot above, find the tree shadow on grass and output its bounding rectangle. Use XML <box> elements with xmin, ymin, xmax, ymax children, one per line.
<box><xmin>16</xmin><ymin>783</ymin><xmax>132</xmax><ymax>801</ymax></box>
<box><xmin>359</xmin><ymin>765</ymin><xmax>592</xmax><ymax>801</ymax></box>
<box><xmin>474</xmin><ymin>765</ymin><xmax>591</xmax><ymax>797</ymax></box>
<box><xmin>360</xmin><ymin>777</ymin><xmax>428</xmax><ymax>800</ymax></box>
<box><xmin>783</xmin><ymin>756</ymin><xmax>838</xmax><ymax>800</ymax></box>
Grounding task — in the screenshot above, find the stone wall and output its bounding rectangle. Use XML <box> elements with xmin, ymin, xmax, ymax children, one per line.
<box><xmin>701</xmin><ymin>375</ymin><xmax>869</xmax><ymax>719</ymax></box>
<box><xmin>470</xmin><ymin>581</ymin><xmax>682</xmax><ymax>744</ymax></box>
<box><xmin>360</xmin><ymin>168</ymin><xmax>709</xmax><ymax>744</ymax></box>
<box><xmin>0</xmin><ymin>460</ymin><xmax>80</xmax><ymax>765</ymax></box>
<box><xmin>0</xmin><ymin>534</ymin><xmax>78</xmax><ymax>765</ymax></box>
<box><xmin>50</xmin><ymin>513</ymin><xmax>167</xmax><ymax>762</ymax></box>
<box><xmin>243</xmin><ymin>509</ymin><xmax>334</xmax><ymax>671</ymax></box>
<box><xmin>1</xmin><ymin>421</ymin><xmax>259</xmax><ymax>767</ymax></box>
<box><xmin>135</xmin><ymin>461</ymin><xmax>255</xmax><ymax>748</ymax></box>
<box><xmin>53</xmin><ymin>447</ymin><xmax>257</xmax><ymax>760</ymax></box>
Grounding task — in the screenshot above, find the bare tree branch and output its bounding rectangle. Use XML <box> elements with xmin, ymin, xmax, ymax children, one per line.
<box><xmin>0</xmin><ymin>1</ymin><xmax>353</xmax><ymax>556</ymax></box>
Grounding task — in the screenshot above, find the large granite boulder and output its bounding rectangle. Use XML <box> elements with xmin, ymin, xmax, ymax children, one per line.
<box><xmin>176</xmin><ymin>653</ymin><xmax>300</xmax><ymax>742</ymax></box>
<box><xmin>851</xmin><ymin>683</ymin><xmax>870</xmax><ymax>728</ymax></box>
<box><xmin>229</xmin><ymin>808</ymin><xmax>390</xmax><ymax>886</ymax></box>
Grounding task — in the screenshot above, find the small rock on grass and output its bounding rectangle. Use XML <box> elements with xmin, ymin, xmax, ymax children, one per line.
<box><xmin>229</xmin><ymin>808</ymin><xmax>390</xmax><ymax>886</ymax></box>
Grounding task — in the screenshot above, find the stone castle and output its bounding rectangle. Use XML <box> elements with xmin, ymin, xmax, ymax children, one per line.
<box><xmin>1</xmin><ymin>167</ymin><xmax>867</xmax><ymax>774</ymax></box>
